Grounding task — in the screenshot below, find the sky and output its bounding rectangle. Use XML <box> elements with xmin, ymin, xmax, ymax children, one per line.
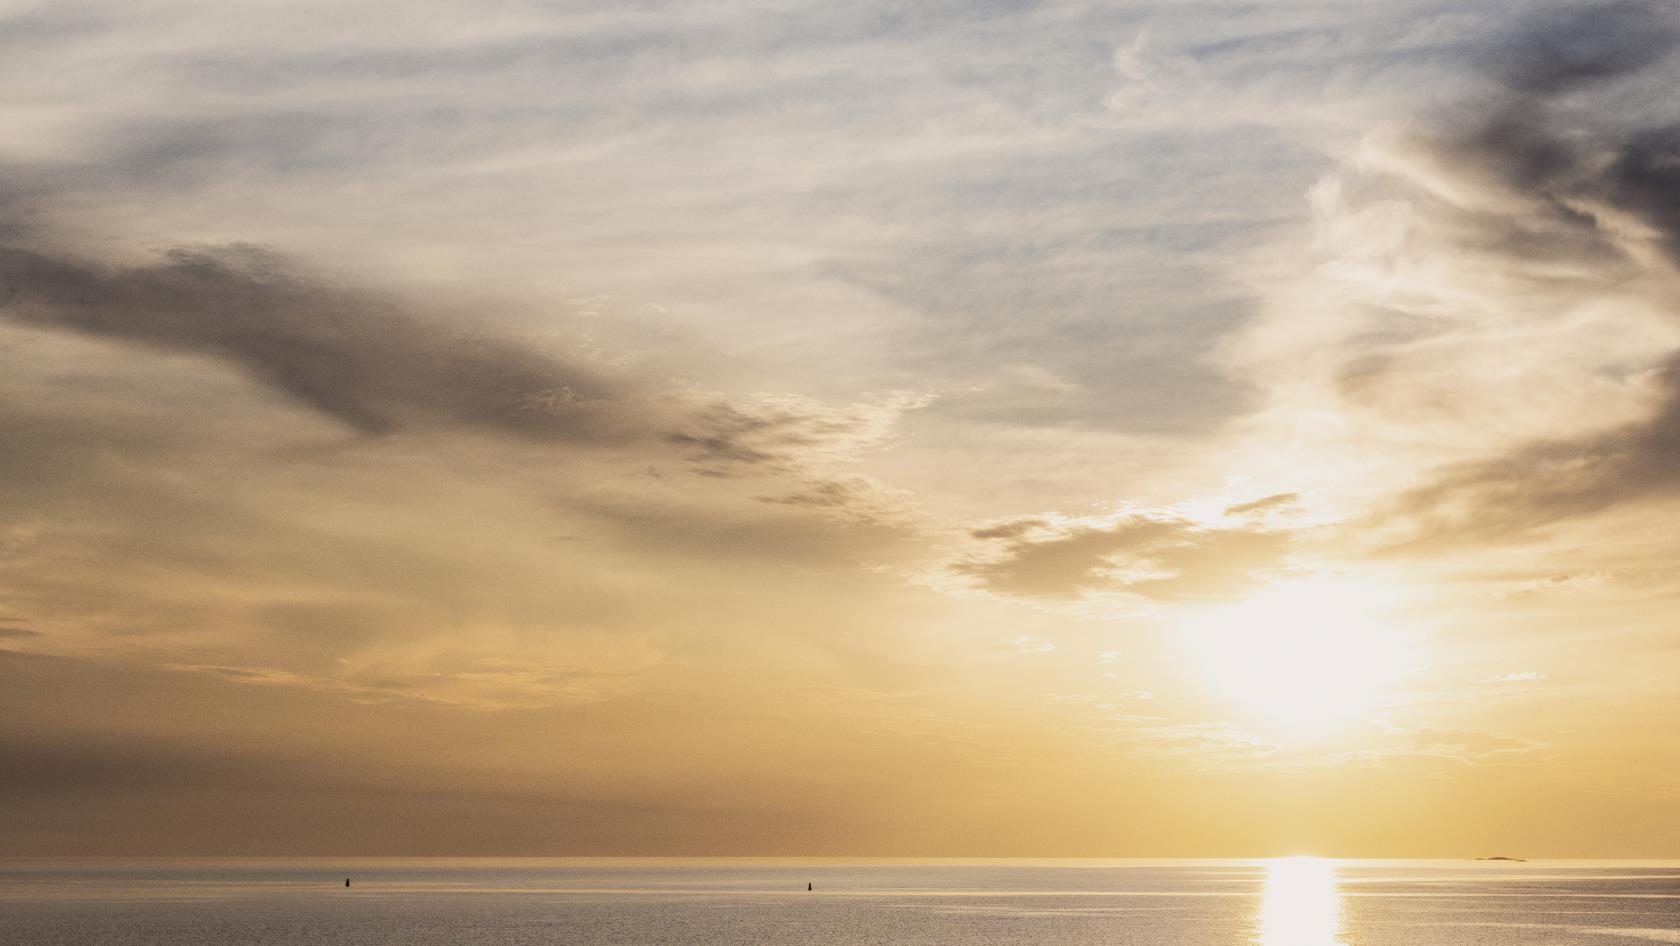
<box><xmin>4</xmin><ymin>0</ymin><xmax>1680</xmax><ymax>857</ymax></box>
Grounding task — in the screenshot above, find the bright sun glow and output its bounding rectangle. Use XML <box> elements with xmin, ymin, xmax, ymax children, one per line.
<box><xmin>1257</xmin><ymin>857</ymin><xmax>1344</xmax><ymax>946</ymax></box>
<box><xmin>1183</xmin><ymin>577</ymin><xmax>1417</xmax><ymax>733</ymax></box>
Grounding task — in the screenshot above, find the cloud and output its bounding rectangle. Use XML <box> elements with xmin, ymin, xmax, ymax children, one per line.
<box><xmin>969</xmin><ymin>518</ymin><xmax>1048</xmax><ymax>541</ymax></box>
<box><xmin>668</xmin><ymin>391</ymin><xmax>931</xmax><ymax>477</ymax></box>
<box><xmin>0</xmin><ymin>203</ymin><xmax>935</xmax><ymax>710</ymax></box>
<box><xmin>0</xmin><ymin>241</ymin><xmax>655</xmax><ymax>443</ymax></box>
<box><xmin>1485</xmin><ymin>1</ymin><xmax>1676</xmax><ymax>98</ymax></box>
<box><xmin>1221</xmin><ymin>1</ymin><xmax>1680</xmax><ymax>545</ymax></box>
<box><xmin>0</xmin><ymin>208</ymin><xmax>940</xmax><ymax>542</ymax></box>
<box><xmin>0</xmin><ymin>216</ymin><xmax>932</xmax><ymax>490</ymax></box>
<box><xmin>1395</xmin><ymin>358</ymin><xmax>1680</xmax><ymax>537</ymax></box>
<box><xmin>1348</xmin><ymin>1</ymin><xmax>1680</xmax><ymax>538</ymax></box>
<box><xmin>952</xmin><ymin>509</ymin><xmax>1292</xmax><ymax>602</ymax></box>
<box><xmin>755</xmin><ymin>473</ymin><xmax>920</xmax><ymax>526</ymax></box>
<box><xmin>1223</xmin><ymin>492</ymin><xmax>1299</xmax><ymax>517</ymax></box>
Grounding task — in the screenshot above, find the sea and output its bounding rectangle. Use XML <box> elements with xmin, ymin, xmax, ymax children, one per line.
<box><xmin>2</xmin><ymin>859</ymin><xmax>1678</xmax><ymax>945</ymax></box>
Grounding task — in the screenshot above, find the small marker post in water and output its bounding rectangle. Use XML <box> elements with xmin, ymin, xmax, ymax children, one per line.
<box><xmin>807</xmin><ymin>882</ymin><xmax>812</xmax><ymax>891</ymax></box>
<box><xmin>345</xmin><ymin>878</ymin><xmax>350</xmax><ymax>888</ymax></box>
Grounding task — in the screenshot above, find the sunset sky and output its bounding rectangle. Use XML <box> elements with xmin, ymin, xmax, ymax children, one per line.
<box><xmin>5</xmin><ymin>0</ymin><xmax>1680</xmax><ymax>857</ymax></box>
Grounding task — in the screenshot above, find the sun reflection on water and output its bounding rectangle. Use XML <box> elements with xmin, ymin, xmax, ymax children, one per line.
<box><xmin>1257</xmin><ymin>857</ymin><xmax>1345</xmax><ymax>946</ymax></box>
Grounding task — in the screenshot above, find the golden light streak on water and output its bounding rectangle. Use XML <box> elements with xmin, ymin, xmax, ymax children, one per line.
<box><xmin>1257</xmin><ymin>857</ymin><xmax>1345</xmax><ymax>946</ymax></box>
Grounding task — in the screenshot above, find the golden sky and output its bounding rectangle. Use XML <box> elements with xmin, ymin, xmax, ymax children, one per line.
<box><xmin>4</xmin><ymin>0</ymin><xmax>1680</xmax><ymax>856</ymax></box>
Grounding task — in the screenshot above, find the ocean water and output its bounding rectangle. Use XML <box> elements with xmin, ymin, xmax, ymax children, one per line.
<box><xmin>2</xmin><ymin>859</ymin><xmax>1678</xmax><ymax>945</ymax></box>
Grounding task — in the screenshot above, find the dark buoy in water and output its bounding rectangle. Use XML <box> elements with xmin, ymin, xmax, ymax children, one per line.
<box><xmin>807</xmin><ymin>882</ymin><xmax>812</xmax><ymax>891</ymax></box>
<box><xmin>345</xmin><ymin>878</ymin><xmax>351</xmax><ymax>888</ymax></box>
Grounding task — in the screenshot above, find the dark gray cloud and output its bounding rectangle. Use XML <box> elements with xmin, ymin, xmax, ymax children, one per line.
<box><xmin>0</xmin><ymin>228</ymin><xmax>922</xmax><ymax>487</ymax></box>
<box><xmin>1381</xmin><ymin>1</ymin><xmax>1680</xmax><ymax>538</ymax></box>
<box><xmin>1397</xmin><ymin>356</ymin><xmax>1680</xmax><ymax>537</ymax></box>
<box><xmin>1487</xmin><ymin>0</ymin><xmax>1675</xmax><ymax>96</ymax></box>
<box><xmin>0</xmin><ymin>241</ymin><xmax>649</xmax><ymax>443</ymax></box>
<box><xmin>954</xmin><ymin>513</ymin><xmax>1291</xmax><ymax>601</ymax></box>
<box><xmin>1456</xmin><ymin>1</ymin><xmax>1680</xmax><ymax>265</ymax></box>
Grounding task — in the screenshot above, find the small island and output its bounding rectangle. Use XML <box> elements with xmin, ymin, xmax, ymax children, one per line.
<box><xmin>1475</xmin><ymin>857</ymin><xmax>1527</xmax><ymax>862</ymax></box>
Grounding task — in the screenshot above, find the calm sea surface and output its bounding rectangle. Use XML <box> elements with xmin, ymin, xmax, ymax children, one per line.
<box><xmin>2</xmin><ymin>859</ymin><xmax>1678</xmax><ymax>945</ymax></box>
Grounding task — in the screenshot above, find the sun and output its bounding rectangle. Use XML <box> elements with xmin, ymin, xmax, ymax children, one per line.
<box><xmin>1181</xmin><ymin>577</ymin><xmax>1417</xmax><ymax>734</ymax></box>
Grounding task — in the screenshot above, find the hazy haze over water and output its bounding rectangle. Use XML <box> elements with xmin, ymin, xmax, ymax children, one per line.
<box><xmin>4</xmin><ymin>860</ymin><xmax>1680</xmax><ymax>945</ymax></box>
